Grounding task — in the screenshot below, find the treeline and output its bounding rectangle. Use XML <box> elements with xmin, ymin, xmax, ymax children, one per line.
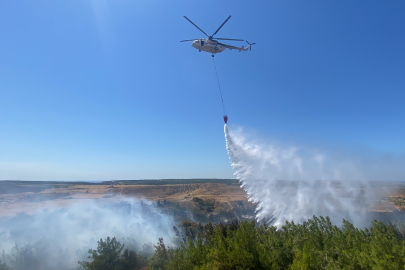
<box><xmin>150</xmin><ymin>216</ymin><xmax>405</xmax><ymax>270</ymax></box>
<box><xmin>80</xmin><ymin>216</ymin><xmax>405</xmax><ymax>270</ymax></box>
<box><xmin>1</xmin><ymin>216</ymin><xmax>405</xmax><ymax>269</ymax></box>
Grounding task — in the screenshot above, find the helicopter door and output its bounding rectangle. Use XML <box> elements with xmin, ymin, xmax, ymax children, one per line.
<box><xmin>201</xmin><ymin>40</ymin><xmax>204</xmax><ymax>46</ymax></box>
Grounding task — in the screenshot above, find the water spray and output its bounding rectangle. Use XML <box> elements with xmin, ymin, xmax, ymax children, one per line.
<box><xmin>224</xmin><ymin>125</ymin><xmax>376</xmax><ymax>227</ymax></box>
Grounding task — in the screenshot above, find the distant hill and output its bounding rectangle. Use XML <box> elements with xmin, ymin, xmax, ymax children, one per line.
<box><xmin>102</xmin><ymin>179</ymin><xmax>239</xmax><ymax>185</ymax></box>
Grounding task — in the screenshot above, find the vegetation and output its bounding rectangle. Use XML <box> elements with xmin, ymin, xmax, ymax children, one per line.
<box><xmin>151</xmin><ymin>216</ymin><xmax>405</xmax><ymax>270</ymax></box>
<box><xmin>193</xmin><ymin>197</ymin><xmax>215</xmax><ymax>213</ymax></box>
<box><xmin>78</xmin><ymin>237</ymin><xmax>146</xmax><ymax>270</ymax></box>
<box><xmin>388</xmin><ymin>196</ymin><xmax>405</xmax><ymax>209</ymax></box>
<box><xmin>7</xmin><ymin>241</ymin><xmax>50</xmax><ymax>270</ymax></box>
<box><xmin>154</xmin><ymin>196</ymin><xmax>255</xmax><ymax>224</ymax></box>
<box><xmin>1</xmin><ymin>216</ymin><xmax>405</xmax><ymax>269</ymax></box>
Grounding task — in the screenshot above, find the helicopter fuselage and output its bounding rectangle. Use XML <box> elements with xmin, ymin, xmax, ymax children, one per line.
<box><xmin>192</xmin><ymin>39</ymin><xmax>226</xmax><ymax>54</ymax></box>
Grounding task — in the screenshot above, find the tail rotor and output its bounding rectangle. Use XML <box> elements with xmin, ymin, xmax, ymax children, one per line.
<box><xmin>246</xmin><ymin>40</ymin><xmax>256</xmax><ymax>51</ymax></box>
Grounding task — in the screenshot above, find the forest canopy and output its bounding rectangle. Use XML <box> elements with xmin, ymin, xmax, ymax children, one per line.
<box><xmin>83</xmin><ymin>216</ymin><xmax>405</xmax><ymax>270</ymax></box>
<box><xmin>1</xmin><ymin>216</ymin><xmax>404</xmax><ymax>270</ymax></box>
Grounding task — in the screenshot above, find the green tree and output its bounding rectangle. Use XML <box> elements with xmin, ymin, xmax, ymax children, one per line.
<box><xmin>120</xmin><ymin>249</ymin><xmax>139</xmax><ymax>270</ymax></box>
<box><xmin>148</xmin><ymin>238</ymin><xmax>169</xmax><ymax>270</ymax></box>
<box><xmin>78</xmin><ymin>237</ymin><xmax>144</xmax><ymax>270</ymax></box>
<box><xmin>358</xmin><ymin>220</ymin><xmax>405</xmax><ymax>269</ymax></box>
<box><xmin>159</xmin><ymin>216</ymin><xmax>405</xmax><ymax>270</ymax></box>
<box><xmin>79</xmin><ymin>237</ymin><xmax>124</xmax><ymax>270</ymax></box>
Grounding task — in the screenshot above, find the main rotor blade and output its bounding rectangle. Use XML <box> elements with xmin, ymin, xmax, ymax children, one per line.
<box><xmin>180</xmin><ymin>39</ymin><xmax>198</xmax><ymax>42</ymax></box>
<box><xmin>216</xmin><ymin>38</ymin><xmax>244</xmax><ymax>41</ymax></box>
<box><xmin>183</xmin><ymin>16</ymin><xmax>209</xmax><ymax>37</ymax></box>
<box><xmin>212</xmin><ymin>15</ymin><xmax>231</xmax><ymax>37</ymax></box>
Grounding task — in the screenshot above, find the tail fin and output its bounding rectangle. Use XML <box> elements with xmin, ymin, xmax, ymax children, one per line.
<box><xmin>246</xmin><ymin>40</ymin><xmax>256</xmax><ymax>51</ymax></box>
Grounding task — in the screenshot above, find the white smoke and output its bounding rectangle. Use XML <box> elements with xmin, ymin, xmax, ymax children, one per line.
<box><xmin>0</xmin><ymin>197</ymin><xmax>175</xmax><ymax>269</ymax></box>
<box><xmin>224</xmin><ymin>125</ymin><xmax>402</xmax><ymax>227</ymax></box>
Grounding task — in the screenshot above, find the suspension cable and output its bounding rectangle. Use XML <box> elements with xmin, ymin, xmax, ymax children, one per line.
<box><xmin>212</xmin><ymin>57</ymin><xmax>227</xmax><ymax>116</ymax></box>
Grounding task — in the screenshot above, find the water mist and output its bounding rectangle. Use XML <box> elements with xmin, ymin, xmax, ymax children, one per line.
<box><xmin>224</xmin><ymin>124</ymin><xmax>381</xmax><ymax>227</ymax></box>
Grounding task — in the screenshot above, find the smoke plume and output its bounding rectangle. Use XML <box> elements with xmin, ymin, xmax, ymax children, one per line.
<box><xmin>0</xmin><ymin>197</ymin><xmax>175</xmax><ymax>269</ymax></box>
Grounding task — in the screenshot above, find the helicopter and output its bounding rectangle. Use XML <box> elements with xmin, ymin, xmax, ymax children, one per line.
<box><xmin>181</xmin><ymin>15</ymin><xmax>255</xmax><ymax>57</ymax></box>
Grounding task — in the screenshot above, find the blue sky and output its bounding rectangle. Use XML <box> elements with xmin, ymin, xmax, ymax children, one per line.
<box><xmin>1</xmin><ymin>0</ymin><xmax>404</xmax><ymax>180</ymax></box>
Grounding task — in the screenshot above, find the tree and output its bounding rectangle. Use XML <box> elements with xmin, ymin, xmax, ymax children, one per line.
<box><xmin>158</xmin><ymin>217</ymin><xmax>405</xmax><ymax>270</ymax></box>
<box><xmin>8</xmin><ymin>242</ymin><xmax>46</xmax><ymax>270</ymax></box>
<box><xmin>120</xmin><ymin>249</ymin><xmax>138</xmax><ymax>270</ymax></box>
<box><xmin>0</xmin><ymin>260</ymin><xmax>9</xmax><ymax>270</ymax></box>
<box><xmin>148</xmin><ymin>238</ymin><xmax>169</xmax><ymax>270</ymax></box>
<box><xmin>78</xmin><ymin>237</ymin><xmax>144</xmax><ymax>270</ymax></box>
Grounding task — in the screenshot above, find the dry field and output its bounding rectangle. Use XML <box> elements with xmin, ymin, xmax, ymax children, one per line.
<box><xmin>0</xmin><ymin>180</ymin><xmax>405</xmax><ymax>217</ymax></box>
<box><xmin>0</xmin><ymin>181</ymin><xmax>251</xmax><ymax>217</ymax></box>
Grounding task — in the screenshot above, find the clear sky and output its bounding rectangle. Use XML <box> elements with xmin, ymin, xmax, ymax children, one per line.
<box><xmin>1</xmin><ymin>1</ymin><xmax>404</xmax><ymax>180</ymax></box>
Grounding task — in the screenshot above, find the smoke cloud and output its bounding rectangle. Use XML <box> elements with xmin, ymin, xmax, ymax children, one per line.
<box><xmin>0</xmin><ymin>197</ymin><xmax>175</xmax><ymax>269</ymax></box>
<box><xmin>225</xmin><ymin>125</ymin><xmax>404</xmax><ymax>227</ymax></box>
